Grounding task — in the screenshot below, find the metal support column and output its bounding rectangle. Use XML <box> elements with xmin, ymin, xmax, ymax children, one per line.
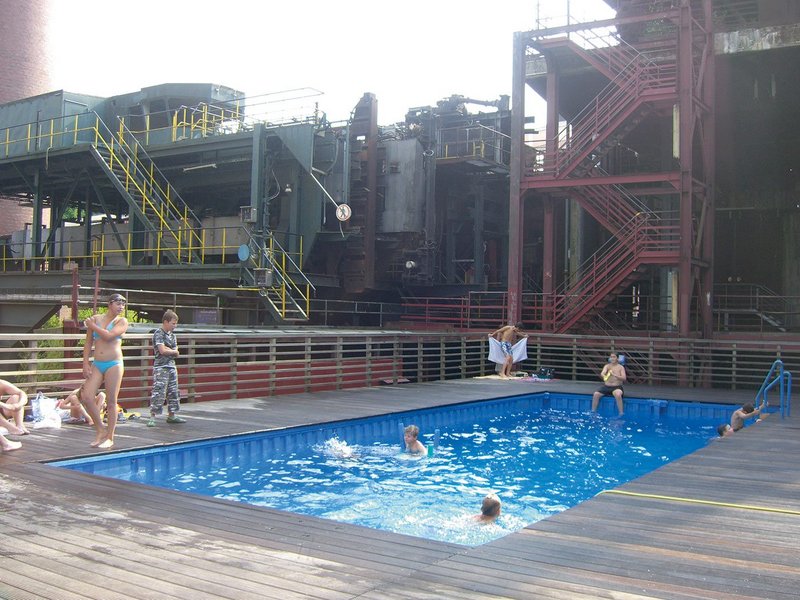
<box><xmin>541</xmin><ymin>58</ymin><xmax>560</xmax><ymax>330</ymax></box>
<box><xmin>364</xmin><ymin>95</ymin><xmax>378</xmax><ymax>289</ymax></box>
<box><xmin>251</xmin><ymin>123</ymin><xmax>267</xmax><ymax>234</ymax></box>
<box><xmin>677</xmin><ymin>0</ymin><xmax>694</xmax><ymax>337</ymax></box>
<box><xmin>700</xmin><ymin>0</ymin><xmax>716</xmax><ymax>339</ymax></box>
<box><xmin>32</xmin><ymin>170</ymin><xmax>43</xmax><ymax>271</ymax></box>
<box><xmin>508</xmin><ymin>31</ymin><xmax>527</xmax><ymax>325</ymax></box>
<box><xmin>473</xmin><ymin>185</ymin><xmax>485</xmax><ymax>288</ymax></box>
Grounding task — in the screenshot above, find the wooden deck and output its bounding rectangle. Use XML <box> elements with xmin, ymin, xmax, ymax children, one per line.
<box><xmin>1</xmin><ymin>378</ymin><xmax>798</xmax><ymax>599</ymax></box>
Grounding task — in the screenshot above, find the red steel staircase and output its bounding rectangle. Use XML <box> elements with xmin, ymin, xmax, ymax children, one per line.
<box><xmin>526</xmin><ymin>26</ymin><xmax>680</xmax><ymax>331</ymax></box>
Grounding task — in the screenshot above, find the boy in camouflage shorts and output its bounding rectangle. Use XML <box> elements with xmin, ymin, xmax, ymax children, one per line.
<box><xmin>147</xmin><ymin>310</ymin><xmax>185</xmax><ymax>426</ymax></box>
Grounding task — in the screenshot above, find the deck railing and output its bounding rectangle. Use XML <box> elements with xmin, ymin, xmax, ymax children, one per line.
<box><xmin>0</xmin><ymin>331</ymin><xmax>797</xmax><ymax>411</ymax></box>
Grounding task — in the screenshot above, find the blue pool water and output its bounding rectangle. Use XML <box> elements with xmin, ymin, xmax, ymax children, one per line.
<box><xmin>53</xmin><ymin>393</ymin><xmax>734</xmax><ymax>546</ymax></box>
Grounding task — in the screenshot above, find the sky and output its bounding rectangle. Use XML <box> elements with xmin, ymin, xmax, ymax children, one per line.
<box><xmin>48</xmin><ymin>1</ymin><xmax>611</xmax><ymax>125</ymax></box>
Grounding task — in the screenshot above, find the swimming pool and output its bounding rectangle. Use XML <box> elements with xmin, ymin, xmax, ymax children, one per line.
<box><xmin>52</xmin><ymin>392</ymin><xmax>734</xmax><ymax>546</ymax></box>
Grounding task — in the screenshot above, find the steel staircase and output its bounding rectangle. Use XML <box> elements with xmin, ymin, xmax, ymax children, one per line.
<box><xmin>714</xmin><ymin>283</ymin><xmax>789</xmax><ymax>332</ymax></box>
<box><xmin>571</xmin><ymin>177</ymin><xmax>657</xmax><ymax>235</ymax></box>
<box><xmin>532</xmin><ymin>32</ymin><xmax>676</xmax><ymax>179</ymax></box>
<box><xmin>534</xmin><ymin>28</ymin><xmax>643</xmax><ymax>88</ymax></box>
<box><xmin>239</xmin><ymin>233</ymin><xmax>313</xmax><ymax>322</ymax></box>
<box><xmin>88</xmin><ymin>114</ymin><xmax>204</xmax><ymax>265</ymax></box>
<box><xmin>554</xmin><ymin>65</ymin><xmax>674</xmax><ymax>178</ymax></box>
<box><xmin>86</xmin><ymin>113</ymin><xmax>313</xmax><ymax>322</ymax></box>
<box><xmin>527</xmin><ymin>26</ymin><xmax>680</xmax><ymax>331</ymax></box>
<box><xmin>551</xmin><ymin>214</ymin><xmax>679</xmax><ymax>333</ymax></box>
<box><xmin>549</xmin><ymin>148</ymin><xmax>678</xmax><ymax>330</ymax></box>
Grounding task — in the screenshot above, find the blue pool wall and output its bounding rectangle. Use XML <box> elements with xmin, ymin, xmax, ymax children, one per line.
<box><xmin>52</xmin><ymin>392</ymin><xmax>737</xmax><ymax>481</ymax></box>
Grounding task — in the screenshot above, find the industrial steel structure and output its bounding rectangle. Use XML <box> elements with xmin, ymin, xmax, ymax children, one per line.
<box><xmin>0</xmin><ymin>0</ymin><xmax>797</xmax><ymax>342</ymax></box>
<box><xmin>507</xmin><ymin>0</ymin><xmax>799</xmax><ymax>337</ymax></box>
<box><xmin>0</xmin><ymin>85</ymin><xmax>510</xmax><ymax>330</ymax></box>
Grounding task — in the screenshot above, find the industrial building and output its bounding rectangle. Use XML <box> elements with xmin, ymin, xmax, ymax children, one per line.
<box><xmin>508</xmin><ymin>0</ymin><xmax>800</xmax><ymax>338</ymax></box>
<box><xmin>0</xmin><ymin>0</ymin><xmax>797</xmax><ymax>341</ymax></box>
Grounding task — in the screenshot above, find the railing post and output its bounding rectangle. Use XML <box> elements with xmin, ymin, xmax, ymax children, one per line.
<box><xmin>230</xmin><ymin>337</ymin><xmax>238</xmax><ymax>398</ymax></box>
<box><xmin>391</xmin><ymin>336</ymin><xmax>400</xmax><ymax>384</ymax></box>
<box><xmin>366</xmin><ymin>336</ymin><xmax>373</xmax><ymax>387</ymax></box>
<box><xmin>335</xmin><ymin>336</ymin><xmax>343</xmax><ymax>390</ymax></box>
<box><xmin>731</xmin><ymin>344</ymin><xmax>737</xmax><ymax>390</ymax></box>
<box><xmin>440</xmin><ymin>337</ymin><xmax>446</xmax><ymax>380</ymax></box>
<box><xmin>27</xmin><ymin>339</ymin><xmax>38</xmax><ymax>385</ymax></box>
<box><xmin>572</xmin><ymin>338</ymin><xmax>578</xmax><ymax>380</ymax></box>
<box><xmin>417</xmin><ymin>337</ymin><xmax>424</xmax><ymax>382</ymax></box>
<box><xmin>268</xmin><ymin>337</ymin><xmax>276</xmax><ymax>396</ymax></box>
<box><xmin>460</xmin><ymin>337</ymin><xmax>467</xmax><ymax>379</ymax></box>
<box><xmin>186</xmin><ymin>338</ymin><xmax>197</xmax><ymax>403</ymax></box>
<box><xmin>305</xmin><ymin>336</ymin><xmax>312</xmax><ymax>392</ymax></box>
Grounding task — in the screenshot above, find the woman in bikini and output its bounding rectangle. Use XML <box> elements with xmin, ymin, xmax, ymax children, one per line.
<box><xmin>81</xmin><ymin>293</ymin><xmax>129</xmax><ymax>449</ymax></box>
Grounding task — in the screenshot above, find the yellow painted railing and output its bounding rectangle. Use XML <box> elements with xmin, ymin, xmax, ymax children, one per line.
<box><xmin>0</xmin><ymin>110</ymin><xmax>311</xmax><ymax>319</ymax></box>
<box><xmin>108</xmin><ymin>116</ymin><xmax>204</xmax><ymax>260</ymax></box>
<box><xmin>0</xmin><ymin>226</ymin><xmax>307</xmax><ymax>279</ymax></box>
<box><xmin>0</xmin><ymin>112</ymin><xmax>204</xmax><ymax>264</ymax></box>
<box><xmin>168</xmin><ymin>102</ymin><xmax>243</xmax><ymax>141</ymax></box>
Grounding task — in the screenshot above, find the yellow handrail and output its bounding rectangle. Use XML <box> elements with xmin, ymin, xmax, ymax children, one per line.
<box><xmin>0</xmin><ymin>111</ymin><xmax>311</xmax><ymax>316</ymax></box>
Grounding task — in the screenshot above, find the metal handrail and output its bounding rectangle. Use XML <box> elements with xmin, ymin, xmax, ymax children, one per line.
<box><xmin>112</xmin><ymin>117</ymin><xmax>204</xmax><ymax>254</ymax></box>
<box><xmin>0</xmin><ymin>225</ymin><xmax>312</xmax><ymax>275</ymax></box>
<box><xmin>754</xmin><ymin>359</ymin><xmax>792</xmax><ymax>419</ymax></box>
<box><xmin>0</xmin><ymin>111</ymin><xmax>203</xmax><ymax>263</ymax></box>
<box><xmin>238</xmin><ymin>228</ymin><xmax>314</xmax><ymax>320</ymax></box>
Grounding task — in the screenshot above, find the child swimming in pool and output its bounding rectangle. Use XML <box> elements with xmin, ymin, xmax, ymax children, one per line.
<box><xmin>319</xmin><ymin>437</ymin><xmax>358</xmax><ymax>459</ymax></box>
<box><xmin>404</xmin><ymin>424</ymin><xmax>426</xmax><ymax>454</ymax></box>
<box><xmin>473</xmin><ymin>493</ymin><xmax>502</xmax><ymax>524</ymax></box>
<box><xmin>716</xmin><ymin>423</ymin><xmax>734</xmax><ymax>437</ymax></box>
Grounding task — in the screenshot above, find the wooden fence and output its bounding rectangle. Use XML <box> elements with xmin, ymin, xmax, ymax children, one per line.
<box><xmin>0</xmin><ymin>331</ymin><xmax>796</xmax><ymax>409</ymax></box>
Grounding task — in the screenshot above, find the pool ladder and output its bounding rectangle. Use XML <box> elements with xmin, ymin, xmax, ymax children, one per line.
<box><xmin>755</xmin><ymin>359</ymin><xmax>792</xmax><ymax>419</ymax></box>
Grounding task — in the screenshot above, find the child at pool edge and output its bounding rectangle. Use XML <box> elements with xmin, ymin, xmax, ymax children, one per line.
<box><xmin>404</xmin><ymin>424</ymin><xmax>426</xmax><ymax>454</ymax></box>
<box><xmin>730</xmin><ymin>401</ymin><xmax>764</xmax><ymax>432</ymax></box>
<box><xmin>473</xmin><ymin>493</ymin><xmax>502</xmax><ymax>524</ymax></box>
<box><xmin>147</xmin><ymin>310</ymin><xmax>185</xmax><ymax>427</ymax></box>
<box><xmin>716</xmin><ymin>423</ymin><xmax>734</xmax><ymax>437</ymax></box>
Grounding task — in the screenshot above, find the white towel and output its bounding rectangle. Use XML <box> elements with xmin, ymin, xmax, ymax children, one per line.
<box><xmin>487</xmin><ymin>336</ymin><xmax>528</xmax><ymax>365</ymax></box>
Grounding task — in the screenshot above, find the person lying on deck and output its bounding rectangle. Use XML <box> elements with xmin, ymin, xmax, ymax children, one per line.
<box><xmin>57</xmin><ymin>387</ymin><xmax>106</xmax><ymax>425</ymax></box>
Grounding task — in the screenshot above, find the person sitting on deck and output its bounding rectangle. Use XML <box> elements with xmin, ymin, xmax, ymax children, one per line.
<box><xmin>0</xmin><ymin>431</ymin><xmax>21</xmax><ymax>452</ymax></box>
<box><xmin>0</xmin><ymin>378</ymin><xmax>29</xmax><ymax>435</ymax></box>
<box><xmin>591</xmin><ymin>353</ymin><xmax>627</xmax><ymax>416</ymax></box>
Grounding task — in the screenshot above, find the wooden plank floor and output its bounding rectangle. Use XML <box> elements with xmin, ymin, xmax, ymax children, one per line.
<box><xmin>1</xmin><ymin>378</ymin><xmax>798</xmax><ymax>599</ymax></box>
